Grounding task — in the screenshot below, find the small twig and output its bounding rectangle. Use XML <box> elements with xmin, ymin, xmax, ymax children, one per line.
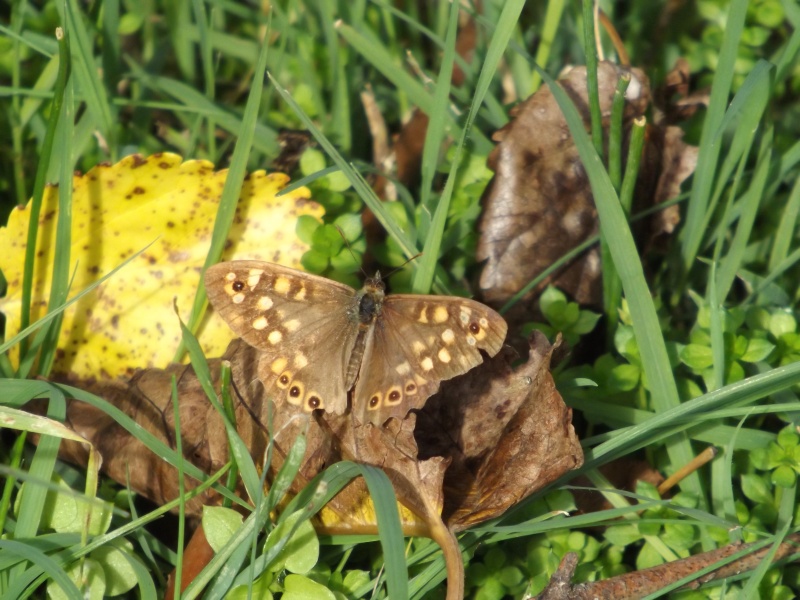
<box><xmin>536</xmin><ymin>534</ymin><xmax>800</xmax><ymax>599</ymax></box>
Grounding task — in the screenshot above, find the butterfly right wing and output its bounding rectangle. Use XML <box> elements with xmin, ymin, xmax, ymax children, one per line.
<box><xmin>205</xmin><ymin>261</ymin><xmax>359</xmax><ymax>415</ymax></box>
<box><xmin>353</xmin><ymin>294</ymin><xmax>508</xmax><ymax>426</ymax></box>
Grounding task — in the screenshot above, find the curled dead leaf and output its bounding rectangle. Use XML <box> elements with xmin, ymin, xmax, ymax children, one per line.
<box><xmin>38</xmin><ymin>331</ymin><xmax>581</xmax><ymax>597</ymax></box>
<box><xmin>417</xmin><ymin>331</ymin><xmax>583</xmax><ymax>529</ymax></box>
<box><xmin>48</xmin><ymin>332</ymin><xmax>581</xmax><ymax>530</ymax></box>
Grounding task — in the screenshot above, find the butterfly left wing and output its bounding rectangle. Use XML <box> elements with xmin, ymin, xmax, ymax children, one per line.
<box><xmin>353</xmin><ymin>295</ymin><xmax>507</xmax><ymax>426</ymax></box>
<box><xmin>205</xmin><ymin>260</ymin><xmax>360</xmax><ymax>415</ymax></box>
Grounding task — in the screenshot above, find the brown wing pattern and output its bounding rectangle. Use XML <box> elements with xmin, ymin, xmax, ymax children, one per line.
<box><xmin>205</xmin><ymin>261</ymin><xmax>359</xmax><ymax>415</ymax></box>
<box><xmin>353</xmin><ymin>295</ymin><xmax>507</xmax><ymax>425</ymax></box>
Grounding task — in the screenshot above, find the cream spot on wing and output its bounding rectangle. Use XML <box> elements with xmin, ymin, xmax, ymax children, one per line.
<box><xmin>294</xmin><ymin>286</ymin><xmax>306</xmax><ymax>300</ymax></box>
<box><xmin>418</xmin><ymin>307</ymin><xmax>428</xmax><ymax>323</ymax></box>
<box><xmin>473</xmin><ymin>328</ymin><xmax>487</xmax><ymax>341</ymax></box>
<box><xmin>442</xmin><ymin>329</ymin><xmax>455</xmax><ymax>344</ymax></box>
<box><xmin>438</xmin><ymin>348</ymin><xmax>451</xmax><ymax>363</ymax></box>
<box><xmin>412</xmin><ymin>340</ymin><xmax>426</xmax><ymax>354</ymax></box>
<box><xmin>479</xmin><ymin>317</ymin><xmax>489</xmax><ymax>328</ymax></box>
<box><xmin>225</xmin><ymin>272</ymin><xmax>236</xmax><ymax>281</ymax></box>
<box><xmin>271</xmin><ymin>357</ymin><xmax>288</xmax><ymax>374</ymax></box>
<box><xmin>274</xmin><ymin>277</ymin><xmax>291</xmax><ymax>294</ymax></box>
<box><xmin>395</xmin><ymin>361</ymin><xmax>411</xmax><ymax>375</ymax></box>
<box><xmin>459</xmin><ymin>307</ymin><xmax>471</xmax><ymax>323</ymax></box>
<box><xmin>285</xmin><ymin>319</ymin><xmax>301</xmax><ymax>332</ymax></box>
<box><xmin>268</xmin><ymin>330</ymin><xmax>283</xmax><ymax>345</ymax></box>
<box><xmin>421</xmin><ymin>357</ymin><xmax>434</xmax><ymax>371</ymax></box>
<box><xmin>433</xmin><ymin>306</ymin><xmax>449</xmax><ymax>323</ymax></box>
<box><xmin>247</xmin><ymin>270</ymin><xmax>263</xmax><ymax>288</ymax></box>
<box><xmin>252</xmin><ymin>316</ymin><xmax>268</xmax><ymax>330</ymax></box>
<box><xmin>294</xmin><ymin>352</ymin><xmax>308</xmax><ymax>369</ymax></box>
<box><xmin>232</xmin><ymin>293</ymin><xmax>245</xmax><ymax>304</ymax></box>
<box><xmin>257</xmin><ymin>296</ymin><xmax>274</xmax><ymax>311</ymax></box>
<box><xmin>467</xmin><ymin>335</ymin><xmax>476</xmax><ymax>346</ymax></box>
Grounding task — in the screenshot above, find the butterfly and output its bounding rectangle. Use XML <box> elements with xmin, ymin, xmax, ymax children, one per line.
<box><xmin>205</xmin><ymin>261</ymin><xmax>508</xmax><ymax>426</ymax></box>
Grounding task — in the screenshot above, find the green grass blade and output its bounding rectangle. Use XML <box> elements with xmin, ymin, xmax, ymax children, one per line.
<box><xmin>357</xmin><ymin>464</ymin><xmax>408</xmax><ymax>600</ymax></box>
<box><xmin>0</xmin><ymin>540</ymin><xmax>80</xmax><ymax>600</ymax></box>
<box><xmin>417</xmin><ymin>0</ymin><xmax>458</xmax><ymax>214</ymax></box>
<box><xmin>18</xmin><ymin>27</ymin><xmax>70</xmax><ymax>358</ymax></box>
<box><xmin>414</xmin><ymin>0</ymin><xmax>526</xmax><ymax>293</ymax></box>
<box><xmin>768</xmin><ymin>175</ymin><xmax>800</xmax><ymax>271</ymax></box>
<box><xmin>174</xmin><ymin>34</ymin><xmax>273</xmax><ymax>362</ymax></box>
<box><xmin>528</xmin><ymin>0</ymin><xmax>566</xmax><ymax>94</ymax></box>
<box><xmin>36</xmin><ymin>65</ymin><xmax>75</xmax><ymax>378</ymax></box>
<box><xmin>679</xmin><ymin>0</ymin><xmax>748</xmax><ymax>273</ymax></box>
<box><xmin>63</xmin><ymin>0</ymin><xmax>115</xmax><ymax>157</ymax></box>
<box><xmin>336</xmin><ymin>23</ymin><xmax>435</xmax><ymax>116</ymax></box>
<box><xmin>535</xmin><ymin>65</ymin><xmax>701</xmax><ymax>500</ymax></box>
<box><xmin>178</xmin><ymin>316</ymin><xmax>262</xmax><ymax>505</ymax></box>
<box><xmin>165</xmin><ymin>380</ymin><xmax>184</xmax><ymax>597</ymax></box>
<box><xmin>715</xmin><ymin>126</ymin><xmax>771</xmax><ymax>301</ymax></box>
<box><xmin>268</xmin><ymin>74</ymin><xmax>420</xmax><ymax>263</ymax></box>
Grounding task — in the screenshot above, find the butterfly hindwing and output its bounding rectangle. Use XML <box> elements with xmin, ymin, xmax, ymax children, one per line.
<box><xmin>354</xmin><ymin>294</ymin><xmax>508</xmax><ymax>425</ymax></box>
<box><xmin>205</xmin><ymin>261</ymin><xmax>359</xmax><ymax>415</ymax></box>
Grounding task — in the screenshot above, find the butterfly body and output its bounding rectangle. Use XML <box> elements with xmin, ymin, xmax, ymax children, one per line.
<box><xmin>206</xmin><ymin>261</ymin><xmax>507</xmax><ymax>426</ymax></box>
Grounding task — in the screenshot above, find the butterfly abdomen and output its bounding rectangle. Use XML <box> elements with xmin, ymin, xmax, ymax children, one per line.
<box><xmin>345</xmin><ymin>280</ymin><xmax>385</xmax><ymax>389</ymax></box>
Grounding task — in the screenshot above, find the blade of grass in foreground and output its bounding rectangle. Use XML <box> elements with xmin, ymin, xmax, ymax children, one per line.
<box><xmin>269</xmin><ymin>73</ymin><xmax>420</xmax><ymax>269</ymax></box>
<box><xmin>176</xmin><ymin>33</ymin><xmax>273</xmax><ymax>363</ymax></box>
<box><xmin>533</xmin><ymin>66</ymin><xmax>702</xmax><ymax>504</ymax></box>
<box><xmin>18</xmin><ymin>28</ymin><xmax>71</xmax><ymax>360</ymax></box>
<box><xmin>178</xmin><ymin>316</ymin><xmax>262</xmax><ymax>506</ymax></box>
<box><xmin>37</xmin><ymin>55</ymin><xmax>76</xmax><ymax>378</ymax></box>
<box><xmin>679</xmin><ymin>0</ymin><xmax>748</xmax><ymax>274</ymax></box>
<box><xmin>414</xmin><ymin>0</ymin><xmax>526</xmax><ymax>294</ymax></box>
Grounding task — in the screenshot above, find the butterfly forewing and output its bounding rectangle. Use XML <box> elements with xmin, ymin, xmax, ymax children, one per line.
<box><xmin>353</xmin><ymin>294</ymin><xmax>508</xmax><ymax>425</ymax></box>
<box><xmin>205</xmin><ymin>261</ymin><xmax>359</xmax><ymax>415</ymax></box>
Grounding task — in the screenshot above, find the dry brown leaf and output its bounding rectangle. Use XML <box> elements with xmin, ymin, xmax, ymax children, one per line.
<box><xmin>476</xmin><ymin>62</ymin><xmax>650</xmax><ymax>314</ymax></box>
<box><xmin>476</xmin><ymin>62</ymin><xmax>698</xmax><ymax>327</ymax></box>
<box><xmin>417</xmin><ymin>331</ymin><xmax>583</xmax><ymax>529</ymax></box>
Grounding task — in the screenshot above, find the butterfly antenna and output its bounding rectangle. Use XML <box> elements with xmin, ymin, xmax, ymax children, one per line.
<box><xmin>334</xmin><ymin>225</ymin><xmax>422</xmax><ymax>279</ymax></box>
<box><xmin>383</xmin><ymin>252</ymin><xmax>422</xmax><ymax>279</ymax></box>
<box><xmin>335</xmin><ymin>225</ymin><xmax>369</xmax><ymax>278</ymax></box>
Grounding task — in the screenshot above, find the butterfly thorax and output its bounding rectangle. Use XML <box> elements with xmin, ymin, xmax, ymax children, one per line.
<box><xmin>356</xmin><ymin>273</ymin><xmax>386</xmax><ymax>326</ymax></box>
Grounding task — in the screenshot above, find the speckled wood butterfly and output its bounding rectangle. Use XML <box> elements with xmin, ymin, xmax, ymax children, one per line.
<box><xmin>205</xmin><ymin>261</ymin><xmax>508</xmax><ymax>426</ymax></box>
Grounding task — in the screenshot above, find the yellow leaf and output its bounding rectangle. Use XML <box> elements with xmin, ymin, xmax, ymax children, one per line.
<box><xmin>0</xmin><ymin>153</ymin><xmax>323</xmax><ymax>379</ymax></box>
